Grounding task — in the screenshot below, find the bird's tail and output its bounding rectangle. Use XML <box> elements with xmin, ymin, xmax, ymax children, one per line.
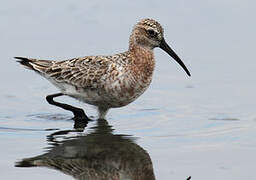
<box><xmin>15</xmin><ymin>56</ymin><xmax>54</xmax><ymax>73</ymax></box>
<box><xmin>15</xmin><ymin>158</ymin><xmax>37</xmax><ymax>167</ymax></box>
<box><xmin>15</xmin><ymin>57</ymin><xmax>35</xmax><ymax>70</ymax></box>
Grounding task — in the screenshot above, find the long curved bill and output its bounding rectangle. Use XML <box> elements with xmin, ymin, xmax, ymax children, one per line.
<box><xmin>160</xmin><ymin>39</ymin><xmax>191</xmax><ymax>76</ymax></box>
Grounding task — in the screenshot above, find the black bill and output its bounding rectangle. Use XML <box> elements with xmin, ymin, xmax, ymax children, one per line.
<box><xmin>160</xmin><ymin>39</ymin><xmax>191</xmax><ymax>76</ymax></box>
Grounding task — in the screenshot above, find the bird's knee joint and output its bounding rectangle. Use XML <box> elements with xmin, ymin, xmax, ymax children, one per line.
<box><xmin>46</xmin><ymin>96</ymin><xmax>54</xmax><ymax>104</ymax></box>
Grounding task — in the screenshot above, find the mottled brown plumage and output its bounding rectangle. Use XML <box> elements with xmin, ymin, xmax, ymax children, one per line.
<box><xmin>16</xmin><ymin>18</ymin><xmax>190</xmax><ymax>118</ymax></box>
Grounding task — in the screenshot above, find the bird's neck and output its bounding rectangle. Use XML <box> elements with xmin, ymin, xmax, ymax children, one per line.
<box><xmin>128</xmin><ymin>43</ymin><xmax>155</xmax><ymax>79</ymax></box>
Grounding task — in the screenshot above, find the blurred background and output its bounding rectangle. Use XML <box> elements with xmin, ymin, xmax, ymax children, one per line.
<box><xmin>0</xmin><ymin>0</ymin><xmax>255</xmax><ymax>179</ymax></box>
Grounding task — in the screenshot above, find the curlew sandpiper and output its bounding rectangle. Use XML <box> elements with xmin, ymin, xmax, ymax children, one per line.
<box><xmin>16</xmin><ymin>18</ymin><xmax>191</xmax><ymax>120</ymax></box>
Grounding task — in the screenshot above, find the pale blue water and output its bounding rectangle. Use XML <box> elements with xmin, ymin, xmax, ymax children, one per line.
<box><xmin>0</xmin><ymin>0</ymin><xmax>256</xmax><ymax>179</ymax></box>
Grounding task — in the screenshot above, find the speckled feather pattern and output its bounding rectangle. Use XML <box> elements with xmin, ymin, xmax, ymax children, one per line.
<box><xmin>16</xmin><ymin>19</ymin><xmax>168</xmax><ymax>118</ymax></box>
<box><xmin>27</xmin><ymin>49</ymin><xmax>154</xmax><ymax>106</ymax></box>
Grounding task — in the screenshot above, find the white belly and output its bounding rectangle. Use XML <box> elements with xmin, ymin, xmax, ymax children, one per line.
<box><xmin>47</xmin><ymin>70</ymin><xmax>152</xmax><ymax>108</ymax></box>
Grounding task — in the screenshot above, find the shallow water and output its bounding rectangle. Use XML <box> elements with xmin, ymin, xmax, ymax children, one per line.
<box><xmin>1</xmin><ymin>0</ymin><xmax>256</xmax><ymax>179</ymax></box>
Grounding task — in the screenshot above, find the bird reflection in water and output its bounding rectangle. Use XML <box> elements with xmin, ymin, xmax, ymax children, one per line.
<box><xmin>16</xmin><ymin>119</ymin><xmax>155</xmax><ymax>180</ymax></box>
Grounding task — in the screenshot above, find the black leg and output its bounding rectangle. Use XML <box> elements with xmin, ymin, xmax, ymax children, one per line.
<box><xmin>46</xmin><ymin>93</ymin><xmax>90</xmax><ymax>124</ymax></box>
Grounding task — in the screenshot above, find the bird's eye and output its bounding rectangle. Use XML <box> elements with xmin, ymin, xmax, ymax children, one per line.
<box><xmin>147</xmin><ymin>29</ymin><xmax>157</xmax><ymax>37</ymax></box>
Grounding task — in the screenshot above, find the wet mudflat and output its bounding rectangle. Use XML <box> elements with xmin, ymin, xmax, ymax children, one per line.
<box><xmin>1</xmin><ymin>1</ymin><xmax>256</xmax><ymax>179</ymax></box>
